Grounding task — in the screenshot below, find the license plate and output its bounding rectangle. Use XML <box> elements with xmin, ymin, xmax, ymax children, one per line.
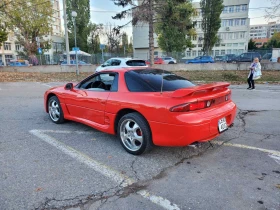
<box><xmin>218</xmin><ymin>117</ymin><xmax>228</xmax><ymax>133</ymax></box>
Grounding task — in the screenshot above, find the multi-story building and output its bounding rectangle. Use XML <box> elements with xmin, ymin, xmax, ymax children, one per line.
<box><xmin>250</xmin><ymin>22</ymin><xmax>280</xmax><ymax>39</ymax></box>
<box><xmin>133</xmin><ymin>0</ymin><xmax>250</xmax><ymax>60</ymax></box>
<box><xmin>0</xmin><ymin>0</ymin><xmax>63</xmax><ymax>65</ymax></box>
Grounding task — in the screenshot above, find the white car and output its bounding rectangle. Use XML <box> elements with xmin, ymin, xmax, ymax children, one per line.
<box><xmin>95</xmin><ymin>58</ymin><xmax>148</xmax><ymax>72</ymax></box>
<box><xmin>162</xmin><ymin>57</ymin><xmax>177</xmax><ymax>64</ymax></box>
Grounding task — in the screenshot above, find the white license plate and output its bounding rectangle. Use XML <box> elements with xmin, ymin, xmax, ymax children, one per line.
<box><xmin>218</xmin><ymin>117</ymin><xmax>228</xmax><ymax>133</ymax></box>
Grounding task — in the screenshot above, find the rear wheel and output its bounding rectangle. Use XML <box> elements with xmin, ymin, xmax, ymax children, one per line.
<box><xmin>168</xmin><ymin>61</ymin><xmax>174</xmax><ymax>64</ymax></box>
<box><xmin>48</xmin><ymin>96</ymin><xmax>65</xmax><ymax>124</ymax></box>
<box><xmin>118</xmin><ymin>113</ymin><xmax>153</xmax><ymax>155</ymax></box>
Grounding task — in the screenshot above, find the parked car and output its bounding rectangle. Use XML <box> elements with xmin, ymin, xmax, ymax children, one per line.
<box><xmin>224</xmin><ymin>54</ymin><xmax>237</xmax><ymax>63</ymax></box>
<box><xmin>96</xmin><ymin>58</ymin><xmax>147</xmax><ymax>72</ymax></box>
<box><xmin>61</xmin><ymin>60</ymin><xmax>90</xmax><ymax>65</ymax></box>
<box><xmin>9</xmin><ymin>60</ymin><xmax>29</xmax><ymax>67</ymax></box>
<box><xmin>146</xmin><ymin>57</ymin><xmax>164</xmax><ymax>65</ymax></box>
<box><xmin>162</xmin><ymin>57</ymin><xmax>177</xmax><ymax>64</ymax></box>
<box><xmin>186</xmin><ymin>56</ymin><xmax>214</xmax><ymax>64</ymax></box>
<box><xmin>44</xmin><ymin>68</ymin><xmax>236</xmax><ymax>155</ymax></box>
<box><xmin>262</xmin><ymin>53</ymin><xmax>272</xmax><ymax>60</ymax></box>
<box><xmin>214</xmin><ymin>55</ymin><xmax>226</xmax><ymax>62</ymax></box>
<box><xmin>231</xmin><ymin>52</ymin><xmax>262</xmax><ymax>63</ymax></box>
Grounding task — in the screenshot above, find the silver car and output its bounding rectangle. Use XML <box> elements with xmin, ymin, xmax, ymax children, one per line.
<box><xmin>162</xmin><ymin>57</ymin><xmax>177</xmax><ymax>64</ymax></box>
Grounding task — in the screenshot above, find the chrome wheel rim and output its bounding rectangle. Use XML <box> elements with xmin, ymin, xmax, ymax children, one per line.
<box><xmin>120</xmin><ymin>119</ymin><xmax>143</xmax><ymax>152</ymax></box>
<box><xmin>48</xmin><ymin>99</ymin><xmax>60</xmax><ymax>122</ymax></box>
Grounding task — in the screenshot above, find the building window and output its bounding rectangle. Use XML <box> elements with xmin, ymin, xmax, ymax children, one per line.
<box><xmin>227</xmin><ymin>43</ymin><xmax>232</xmax><ymax>47</ymax></box>
<box><xmin>222</xmin><ymin>20</ymin><xmax>227</xmax><ymax>27</ymax></box>
<box><xmin>235</xmin><ymin>5</ymin><xmax>240</xmax><ymax>12</ymax></box>
<box><xmin>5</xmin><ymin>55</ymin><xmax>13</xmax><ymax>64</ymax></box>
<box><xmin>226</xmin><ymin>49</ymin><xmax>232</xmax><ymax>54</ymax></box>
<box><xmin>221</xmin><ymin>50</ymin><xmax>225</xmax><ymax>55</ymax></box>
<box><xmin>223</xmin><ymin>6</ymin><xmax>228</xmax><ymax>13</ymax></box>
<box><xmin>235</xmin><ymin>19</ymin><xmax>240</xmax><ymax>26</ymax></box>
<box><xmin>233</xmin><ymin>43</ymin><xmax>238</xmax><ymax>47</ymax></box>
<box><xmin>15</xmin><ymin>44</ymin><xmax>21</xmax><ymax>51</ymax></box>
<box><xmin>192</xmin><ymin>51</ymin><xmax>197</xmax><ymax>57</ymax></box>
<box><xmin>186</xmin><ymin>51</ymin><xmax>191</xmax><ymax>57</ymax></box>
<box><xmin>240</xmin><ymin>32</ymin><xmax>246</xmax><ymax>38</ymax></box>
<box><xmin>198</xmin><ymin>44</ymin><xmax>202</xmax><ymax>47</ymax></box>
<box><xmin>192</xmin><ymin>36</ymin><xmax>197</xmax><ymax>41</ymax></box>
<box><xmin>229</xmin><ymin>6</ymin><xmax>234</xmax><ymax>13</ymax></box>
<box><xmin>228</xmin><ymin>19</ymin><xmax>233</xmax><ymax>26</ymax></box>
<box><xmin>215</xmin><ymin>43</ymin><xmax>220</xmax><ymax>47</ymax></box>
<box><xmin>4</xmin><ymin>42</ymin><xmax>11</xmax><ymax>51</ymax></box>
<box><xmin>238</xmin><ymin>49</ymin><xmax>244</xmax><ymax>54</ymax></box>
<box><xmin>241</xmin><ymin>5</ymin><xmax>247</xmax><ymax>12</ymax></box>
<box><xmin>221</xmin><ymin>43</ymin><xmax>226</xmax><ymax>47</ymax></box>
<box><xmin>215</xmin><ymin>50</ymin><xmax>220</xmax><ymax>56</ymax></box>
<box><xmin>239</xmin><ymin>43</ymin><xmax>244</xmax><ymax>46</ymax></box>
<box><xmin>232</xmin><ymin>49</ymin><xmax>238</xmax><ymax>54</ymax></box>
<box><xmin>227</xmin><ymin>33</ymin><xmax>233</xmax><ymax>39</ymax></box>
<box><xmin>241</xmin><ymin>18</ymin><xmax>246</xmax><ymax>26</ymax></box>
<box><xmin>198</xmin><ymin>51</ymin><xmax>203</xmax><ymax>56</ymax></box>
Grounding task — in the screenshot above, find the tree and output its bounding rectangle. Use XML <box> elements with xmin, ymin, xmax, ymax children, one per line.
<box><xmin>0</xmin><ymin>25</ymin><xmax>8</xmax><ymax>47</ymax></box>
<box><xmin>66</xmin><ymin>0</ymin><xmax>90</xmax><ymax>52</ymax></box>
<box><xmin>266</xmin><ymin>32</ymin><xmax>280</xmax><ymax>48</ymax></box>
<box><xmin>112</xmin><ymin>0</ymin><xmax>161</xmax><ymax>65</ymax></box>
<box><xmin>2</xmin><ymin>0</ymin><xmax>53</xmax><ymax>56</ymax></box>
<box><xmin>200</xmin><ymin>0</ymin><xmax>223</xmax><ymax>55</ymax></box>
<box><xmin>104</xmin><ymin>23</ymin><xmax>122</xmax><ymax>53</ymax></box>
<box><xmin>266</xmin><ymin>0</ymin><xmax>280</xmax><ymax>20</ymax></box>
<box><xmin>155</xmin><ymin>0</ymin><xmax>196</xmax><ymax>53</ymax></box>
<box><xmin>88</xmin><ymin>23</ymin><xmax>103</xmax><ymax>54</ymax></box>
<box><xmin>248</xmin><ymin>39</ymin><xmax>258</xmax><ymax>50</ymax></box>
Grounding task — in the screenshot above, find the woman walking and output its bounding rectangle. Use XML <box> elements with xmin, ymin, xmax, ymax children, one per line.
<box><xmin>247</xmin><ymin>57</ymin><xmax>262</xmax><ymax>90</ymax></box>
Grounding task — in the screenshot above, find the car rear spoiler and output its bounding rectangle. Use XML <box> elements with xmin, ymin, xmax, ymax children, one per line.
<box><xmin>172</xmin><ymin>82</ymin><xmax>230</xmax><ymax>98</ymax></box>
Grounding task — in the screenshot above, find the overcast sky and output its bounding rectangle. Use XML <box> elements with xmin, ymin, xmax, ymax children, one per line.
<box><xmin>60</xmin><ymin>0</ymin><xmax>278</xmax><ymax>43</ymax></box>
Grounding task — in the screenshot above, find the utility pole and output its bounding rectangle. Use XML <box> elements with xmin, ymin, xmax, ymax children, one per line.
<box><xmin>63</xmin><ymin>0</ymin><xmax>70</xmax><ymax>64</ymax></box>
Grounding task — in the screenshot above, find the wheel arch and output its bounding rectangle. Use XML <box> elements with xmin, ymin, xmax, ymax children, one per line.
<box><xmin>46</xmin><ymin>93</ymin><xmax>57</xmax><ymax>113</ymax></box>
<box><xmin>114</xmin><ymin>108</ymin><xmax>151</xmax><ymax>136</ymax></box>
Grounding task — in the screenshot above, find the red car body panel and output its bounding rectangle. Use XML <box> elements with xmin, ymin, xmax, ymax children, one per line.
<box><xmin>44</xmin><ymin>68</ymin><xmax>237</xmax><ymax>146</ymax></box>
<box><xmin>146</xmin><ymin>58</ymin><xmax>164</xmax><ymax>65</ymax></box>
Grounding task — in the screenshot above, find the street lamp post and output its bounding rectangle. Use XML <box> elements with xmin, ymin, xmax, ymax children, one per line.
<box><xmin>71</xmin><ymin>11</ymin><xmax>79</xmax><ymax>75</ymax></box>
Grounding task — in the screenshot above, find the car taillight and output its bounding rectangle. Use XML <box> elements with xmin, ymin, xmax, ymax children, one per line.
<box><xmin>170</xmin><ymin>101</ymin><xmax>207</xmax><ymax>112</ymax></box>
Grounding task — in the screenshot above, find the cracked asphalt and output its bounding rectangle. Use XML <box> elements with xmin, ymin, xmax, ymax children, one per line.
<box><xmin>0</xmin><ymin>82</ymin><xmax>279</xmax><ymax>210</ymax></box>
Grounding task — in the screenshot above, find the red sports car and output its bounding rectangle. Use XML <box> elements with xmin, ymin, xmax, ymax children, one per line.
<box><xmin>44</xmin><ymin>68</ymin><xmax>236</xmax><ymax>155</ymax></box>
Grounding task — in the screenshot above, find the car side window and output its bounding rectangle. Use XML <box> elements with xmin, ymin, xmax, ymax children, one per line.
<box><xmin>111</xmin><ymin>59</ymin><xmax>121</xmax><ymax>66</ymax></box>
<box><xmin>78</xmin><ymin>73</ymin><xmax>118</xmax><ymax>92</ymax></box>
<box><xmin>103</xmin><ymin>59</ymin><xmax>112</xmax><ymax>66</ymax></box>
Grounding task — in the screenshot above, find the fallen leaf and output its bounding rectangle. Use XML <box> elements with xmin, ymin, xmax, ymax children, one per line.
<box><xmin>35</xmin><ymin>187</ymin><xmax>43</xmax><ymax>192</ymax></box>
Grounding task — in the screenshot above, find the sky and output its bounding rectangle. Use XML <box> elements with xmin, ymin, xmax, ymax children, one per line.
<box><xmin>60</xmin><ymin>0</ymin><xmax>278</xmax><ymax>43</ymax></box>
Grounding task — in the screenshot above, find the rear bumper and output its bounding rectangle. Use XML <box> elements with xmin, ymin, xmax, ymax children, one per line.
<box><xmin>149</xmin><ymin>101</ymin><xmax>237</xmax><ymax>146</ymax></box>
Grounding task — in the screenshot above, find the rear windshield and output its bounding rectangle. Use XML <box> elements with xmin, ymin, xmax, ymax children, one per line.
<box><xmin>125</xmin><ymin>69</ymin><xmax>195</xmax><ymax>92</ymax></box>
<box><xmin>125</xmin><ymin>60</ymin><xmax>146</xmax><ymax>66</ymax></box>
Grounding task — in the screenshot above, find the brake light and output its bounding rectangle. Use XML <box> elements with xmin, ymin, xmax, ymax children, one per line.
<box><xmin>170</xmin><ymin>101</ymin><xmax>206</xmax><ymax>112</ymax></box>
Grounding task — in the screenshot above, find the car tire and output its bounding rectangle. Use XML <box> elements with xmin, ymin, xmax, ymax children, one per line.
<box><xmin>48</xmin><ymin>96</ymin><xmax>65</xmax><ymax>124</ymax></box>
<box><xmin>118</xmin><ymin>112</ymin><xmax>153</xmax><ymax>155</ymax></box>
<box><xmin>168</xmin><ymin>61</ymin><xmax>174</xmax><ymax>64</ymax></box>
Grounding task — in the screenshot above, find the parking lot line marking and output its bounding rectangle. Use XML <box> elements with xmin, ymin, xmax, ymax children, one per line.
<box><xmin>269</xmin><ymin>154</ymin><xmax>280</xmax><ymax>165</ymax></box>
<box><xmin>213</xmin><ymin>141</ymin><xmax>280</xmax><ymax>156</ymax></box>
<box><xmin>40</xmin><ymin>130</ymin><xmax>96</xmax><ymax>135</ymax></box>
<box><xmin>30</xmin><ymin>129</ymin><xmax>180</xmax><ymax>210</ymax></box>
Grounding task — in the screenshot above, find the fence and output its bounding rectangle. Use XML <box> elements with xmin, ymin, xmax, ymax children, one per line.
<box><xmin>1</xmin><ymin>48</ymin><xmax>274</xmax><ymax>66</ymax></box>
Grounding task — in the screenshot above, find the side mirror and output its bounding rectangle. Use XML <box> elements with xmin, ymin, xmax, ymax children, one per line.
<box><xmin>65</xmin><ymin>83</ymin><xmax>73</xmax><ymax>90</ymax></box>
<box><xmin>101</xmin><ymin>64</ymin><xmax>105</xmax><ymax>67</ymax></box>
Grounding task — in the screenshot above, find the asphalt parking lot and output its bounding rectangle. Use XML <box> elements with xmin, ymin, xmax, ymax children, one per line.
<box><xmin>0</xmin><ymin>82</ymin><xmax>279</xmax><ymax>210</ymax></box>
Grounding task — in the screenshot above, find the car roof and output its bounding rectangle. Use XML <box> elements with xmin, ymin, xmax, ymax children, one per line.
<box><xmin>99</xmin><ymin>67</ymin><xmax>151</xmax><ymax>73</ymax></box>
<box><xmin>108</xmin><ymin>57</ymin><xmax>145</xmax><ymax>61</ymax></box>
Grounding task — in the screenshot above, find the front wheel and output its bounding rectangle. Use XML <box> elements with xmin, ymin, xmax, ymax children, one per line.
<box><xmin>48</xmin><ymin>96</ymin><xmax>65</xmax><ymax>124</ymax></box>
<box><xmin>118</xmin><ymin>113</ymin><xmax>153</xmax><ymax>155</ymax></box>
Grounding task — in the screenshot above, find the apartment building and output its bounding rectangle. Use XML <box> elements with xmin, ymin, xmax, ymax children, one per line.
<box><xmin>250</xmin><ymin>22</ymin><xmax>280</xmax><ymax>39</ymax></box>
<box><xmin>0</xmin><ymin>0</ymin><xmax>63</xmax><ymax>65</ymax></box>
<box><xmin>133</xmin><ymin>0</ymin><xmax>250</xmax><ymax>60</ymax></box>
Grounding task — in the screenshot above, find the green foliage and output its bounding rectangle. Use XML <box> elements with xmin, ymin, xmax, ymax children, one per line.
<box><xmin>0</xmin><ymin>25</ymin><xmax>8</xmax><ymax>47</ymax></box>
<box><xmin>155</xmin><ymin>0</ymin><xmax>195</xmax><ymax>53</ymax></box>
<box><xmin>88</xmin><ymin>23</ymin><xmax>103</xmax><ymax>54</ymax></box>
<box><xmin>2</xmin><ymin>0</ymin><xmax>53</xmax><ymax>55</ymax></box>
<box><xmin>248</xmin><ymin>39</ymin><xmax>258</xmax><ymax>50</ymax></box>
<box><xmin>66</xmin><ymin>0</ymin><xmax>90</xmax><ymax>52</ymax></box>
<box><xmin>200</xmin><ymin>0</ymin><xmax>223</xmax><ymax>55</ymax></box>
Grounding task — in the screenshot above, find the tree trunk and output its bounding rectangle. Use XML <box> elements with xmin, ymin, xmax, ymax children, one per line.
<box><xmin>148</xmin><ymin>0</ymin><xmax>154</xmax><ymax>66</ymax></box>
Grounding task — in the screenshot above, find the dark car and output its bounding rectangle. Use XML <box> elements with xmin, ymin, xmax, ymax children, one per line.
<box><xmin>231</xmin><ymin>52</ymin><xmax>262</xmax><ymax>63</ymax></box>
<box><xmin>214</xmin><ymin>55</ymin><xmax>226</xmax><ymax>62</ymax></box>
<box><xmin>224</xmin><ymin>54</ymin><xmax>237</xmax><ymax>63</ymax></box>
<box><xmin>186</xmin><ymin>56</ymin><xmax>214</xmax><ymax>64</ymax></box>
